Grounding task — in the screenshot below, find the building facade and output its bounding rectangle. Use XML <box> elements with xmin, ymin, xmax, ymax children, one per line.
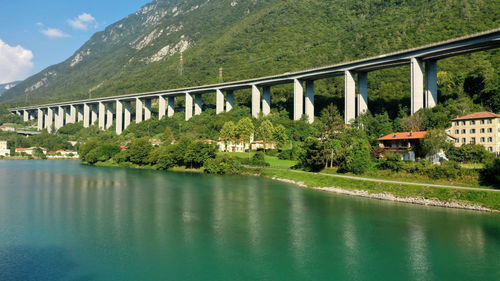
<box><xmin>0</xmin><ymin>140</ymin><xmax>10</xmax><ymax>156</ymax></box>
<box><xmin>447</xmin><ymin>112</ymin><xmax>500</xmax><ymax>155</ymax></box>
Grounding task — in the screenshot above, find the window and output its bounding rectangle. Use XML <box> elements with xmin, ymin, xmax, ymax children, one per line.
<box><xmin>455</xmin><ymin>121</ymin><xmax>459</xmax><ymax>126</ymax></box>
<box><xmin>470</xmin><ymin>120</ymin><xmax>476</xmax><ymax>125</ymax></box>
<box><xmin>471</xmin><ymin>137</ymin><xmax>476</xmax><ymax>144</ymax></box>
<box><xmin>455</xmin><ymin>129</ymin><xmax>459</xmax><ymax>134</ymax></box>
<box><xmin>488</xmin><ymin>137</ymin><xmax>493</xmax><ymax>142</ymax></box>
<box><xmin>481</xmin><ymin>137</ymin><xmax>485</xmax><ymax>142</ymax></box>
<box><xmin>462</xmin><ymin>121</ymin><xmax>466</xmax><ymax>125</ymax></box>
<box><xmin>462</xmin><ymin>129</ymin><xmax>466</xmax><ymax>134</ymax></box>
<box><xmin>455</xmin><ymin>139</ymin><xmax>459</xmax><ymax>143</ymax></box>
<box><xmin>488</xmin><ymin>147</ymin><xmax>493</xmax><ymax>152</ymax></box>
<box><xmin>480</xmin><ymin>120</ymin><xmax>485</xmax><ymax>124</ymax></box>
<box><xmin>488</xmin><ymin>128</ymin><xmax>493</xmax><ymax>133</ymax></box>
<box><xmin>470</xmin><ymin>129</ymin><xmax>476</xmax><ymax>134</ymax></box>
<box><xmin>480</xmin><ymin>128</ymin><xmax>485</xmax><ymax>133</ymax></box>
<box><xmin>462</xmin><ymin>138</ymin><xmax>466</xmax><ymax>143</ymax></box>
<box><xmin>487</xmin><ymin>119</ymin><xmax>492</xmax><ymax>124</ymax></box>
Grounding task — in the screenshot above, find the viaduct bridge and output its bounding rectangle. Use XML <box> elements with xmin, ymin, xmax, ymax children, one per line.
<box><xmin>10</xmin><ymin>28</ymin><xmax>500</xmax><ymax>135</ymax></box>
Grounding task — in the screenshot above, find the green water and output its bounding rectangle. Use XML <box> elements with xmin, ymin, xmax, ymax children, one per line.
<box><xmin>0</xmin><ymin>160</ymin><xmax>499</xmax><ymax>281</ymax></box>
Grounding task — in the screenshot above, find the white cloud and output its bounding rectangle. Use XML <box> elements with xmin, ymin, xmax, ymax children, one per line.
<box><xmin>68</xmin><ymin>13</ymin><xmax>96</xmax><ymax>31</ymax></box>
<box><xmin>41</xmin><ymin>28</ymin><xmax>70</xmax><ymax>39</ymax></box>
<box><xmin>0</xmin><ymin>39</ymin><xmax>34</xmax><ymax>84</ymax></box>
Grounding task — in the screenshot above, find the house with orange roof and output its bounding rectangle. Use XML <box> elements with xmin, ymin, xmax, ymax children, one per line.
<box><xmin>447</xmin><ymin>111</ymin><xmax>500</xmax><ymax>155</ymax></box>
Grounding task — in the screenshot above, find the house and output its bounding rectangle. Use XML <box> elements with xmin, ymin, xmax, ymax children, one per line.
<box><xmin>0</xmin><ymin>140</ymin><xmax>10</xmax><ymax>156</ymax></box>
<box><xmin>447</xmin><ymin>111</ymin><xmax>500</xmax><ymax>155</ymax></box>
<box><xmin>47</xmin><ymin>150</ymin><xmax>79</xmax><ymax>158</ymax></box>
<box><xmin>377</xmin><ymin>131</ymin><xmax>454</xmax><ymax>163</ymax></box>
<box><xmin>0</xmin><ymin>126</ymin><xmax>15</xmax><ymax>132</ymax></box>
<box><xmin>216</xmin><ymin>140</ymin><xmax>249</xmax><ymax>152</ymax></box>
<box><xmin>15</xmin><ymin>147</ymin><xmax>47</xmax><ymax>156</ymax></box>
<box><xmin>251</xmin><ymin>140</ymin><xmax>277</xmax><ymax>150</ymax></box>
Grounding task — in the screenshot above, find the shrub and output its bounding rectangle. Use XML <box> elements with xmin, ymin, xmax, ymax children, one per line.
<box><xmin>149</xmin><ymin>146</ymin><xmax>176</xmax><ymax>170</ymax></box>
<box><xmin>204</xmin><ymin>156</ymin><xmax>242</xmax><ymax>174</ymax></box>
<box><xmin>298</xmin><ymin>137</ymin><xmax>324</xmax><ymax>172</ymax></box>
<box><xmin>424</xmin><ymin>161</ymin><xmax>462</xmax><ymax>179</ymax></box>
<box><xmin>481</xmin><ymin>158</ymin><xmax>500</xmax><ymax>188</ymax></box>
<box><xmin>184</xmin><ymin>140</ymin><xmax>217</xmax><ymax>168</ymax></box>
<box><xmin>250</xmin><ymin>152</ymin><xmax>269</xmax><ymax>166</ymax></box>
<box><xmin>128</xmin><ymin>137</ymin><xmax>154</xmax><ymax>165</ymax></box>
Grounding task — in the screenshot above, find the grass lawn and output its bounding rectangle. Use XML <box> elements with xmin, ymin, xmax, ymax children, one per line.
<box><xmin>217</xmin><ymin>151</ymin><xmax>297</xmax><ymax>168</ymax></box>
<box><xmin>260</xmin><ymin>168</ymin><xmax>500</xmax><ymax>211</ymax></box>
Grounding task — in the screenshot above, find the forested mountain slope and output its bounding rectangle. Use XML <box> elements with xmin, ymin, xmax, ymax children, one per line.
<box><xmin>2</xmin><ymin>0</ymin><xmax>499</xmax><ymax>117</ymax></box>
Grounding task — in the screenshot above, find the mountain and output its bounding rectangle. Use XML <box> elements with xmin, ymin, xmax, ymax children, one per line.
<box><xmin>0</xmin><ymin>81</ymin><xmax>19</xmax><ymax>96</ymax></box>
<box><xmin>2</xmin><ymin>0</ymin><xmax>499</xmax><ymax>116</ymax></box>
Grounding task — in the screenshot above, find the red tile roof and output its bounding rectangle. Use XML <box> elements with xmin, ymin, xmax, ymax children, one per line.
<box><xmin>378</xmin><ymin>131</ymin><xmax>428</xmax><ymax>141</ymax></box>
<box><xmin>451</xmin><ymin>112</ymin><xmax>500</xmax><ymax>121</ymax></box>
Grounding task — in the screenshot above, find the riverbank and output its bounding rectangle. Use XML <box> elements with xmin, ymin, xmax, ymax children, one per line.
<box><xmin>259</xmin><ymin>168</ymin><xmax>500</xmax><ymax>212</ymax></box>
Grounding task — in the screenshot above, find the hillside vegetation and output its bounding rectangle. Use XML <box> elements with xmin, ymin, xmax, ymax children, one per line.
<box><xmin>1</xmin><ymin>0</ymin><xmax>499</xmax><ymax>118</ymax></box>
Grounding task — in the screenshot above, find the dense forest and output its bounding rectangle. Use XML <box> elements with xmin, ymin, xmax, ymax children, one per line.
<box><xmin>1</xmin><ymin>0</ymin><xmax>499</xmax><ymax>119</ymax></box>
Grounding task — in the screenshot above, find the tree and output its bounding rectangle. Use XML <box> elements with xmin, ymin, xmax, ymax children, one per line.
<box><xmin>235</xmin><ymin>117</ymin><xmax>255</xmax><ymax>149</ymax></box>
<box><xmin>273</xmin><ymin>124</ymin><xmax>288</xmax><ymax>151</ymax></box>
<box><xmin>299</xmin><ymin>137</ymin><xmax>324</xmax><ymax>172</ymax></box>
<box><xmin>184</xmin><ymin>140</ymin><xmax>217</xmax><ymax>168</ymax></box>
<box><xmin>161</xmin><ymin>127</ymin><xmax>175</xmax><ymax>144</ymax></box>
<box><xmin>128</xmin><ymin>137</ymin><xmax>153</xmax><ymax>165</ymax></box>
<box><xmin>219</xmin><ymin>121</ymin><xmax>236</xmax><ymax>151</ymax></box>
<box><xmin>149</xmin><ymin>145</ymin><xmax>176</xmax><ymax>170</ymax></box>
<box><xmin>421</xmin><ymin>129</ymin><xmax>451</xmax><ymax>159</ymax></box>
<box><xmin>257</xmin><ymin>120</ymin><xmax>274</xmax><ymax>151</ymax></box>
<box><xmin>33</xmin><ymin>147</ymin><xmax>46</xmax><ymax>159</ymax></box>
<box><xmin>337</xmin><ymin>129</ymin><xmax>373</xmax><ymax>174</ymax></box>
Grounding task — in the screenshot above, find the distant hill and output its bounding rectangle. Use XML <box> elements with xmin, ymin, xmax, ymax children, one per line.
<box><xmin>0</xmin><ymin>81</ymin><xmax>19</xmax><ymax>96</ymax></box>
<box><xmin>1</xmin><ymin>0</ymin><xmax>499</xmax><ymax>116</ymax></box>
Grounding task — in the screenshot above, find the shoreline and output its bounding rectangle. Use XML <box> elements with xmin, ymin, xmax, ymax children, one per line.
<box><xmin>271</xmin><ymin>177</ymin><xmax>496</xmax><ymax>213</ymax></box>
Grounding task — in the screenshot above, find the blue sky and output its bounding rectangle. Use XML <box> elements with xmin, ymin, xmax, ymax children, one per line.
<box><xmin>0</xmin><ymin>0</ymin><xmax>150</xmax><ymax>83</ymax></box>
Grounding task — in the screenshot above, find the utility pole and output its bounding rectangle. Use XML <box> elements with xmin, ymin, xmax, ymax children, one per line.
<box><xmin>219</xmin><ymin>67</ymin><xmax>223</xmax><ymax>83</ymax></box>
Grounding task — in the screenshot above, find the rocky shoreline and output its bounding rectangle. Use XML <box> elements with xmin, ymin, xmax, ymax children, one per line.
<box><xmin>271</xmin><ymin>177</ymin><xmax>496</xmax><ymax>213</ymax></box>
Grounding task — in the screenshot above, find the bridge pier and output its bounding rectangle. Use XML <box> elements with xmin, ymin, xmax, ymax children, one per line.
<box><xmin>144</xmin><ymin>98</ymin><xmax>151</xmax><ymax>120</ymax></box>
<box><xmin>83</xmin><ymin>104</ymin><xmax>90</xmax><ymax>128</ymax></box>
<box><xmin>124</xmin><ymin>101</ymin><xmax>131</xmax><ymax>129</ymax></box>
<box><xmin>136</xmin><ymin>98</ymin><xmax>143</xmax><ymax>123</ymax></box>
<box><xmin>91</xmin><ymin>104</ymin><xmax>98</xmax><ymax>126</ymax></box>
<box><xmin>168</xmin><ymin>97</ymin><xmax>175</xmax><ymax>117</ymax></box>
<box><xmin>262</xmin><ymin>86</ymin><xmax>271</xmax><ymax>117</ymax></box>
<box><xmin>69</xmin><ymin>105</ymin><xmax>76</xmax><ymax>124</ymax></box>
<box><xmin>77</xmin><ymin>105</ymin><xmax>83</xmax><ymax>122</ymax></box>
<box><xmin>344</xmin><ymin>71</ymin><xmax>356</xmax><ymax>124</ymax></box>
<box><xmin>252</xmin><ymin>85</ymin><xmax>260</xmax><ymax>118</ymax></box>
<box><xmin>195</xmin><ymin>94</ymin><xmax>202</xmax><ymax>115</ymax></box>
<box><xmin>46</xmin><ymin>107</ymin><xmax>54</xmax><ymax>133</ymax></box>
<box><xmin>425</xmin><ymin>60</ymin><xmax>437</xmax><ymax>108</ymax></box>
<box><xmin>293</xmin><ymin>79</ymin><xmax>304</xmax><ymax>120</ymax></box>
<box><xmin>357</xmin><ymin>72</ymin><xmax>368</xmax><ymax>116</ymax></box>
<box><xmin>185</xmin><ymin>93</ymin><xmax>193</xmax><ymax>121</ymax></box>
<box><xmin>159</xmin><ymin>95</ymin><xmax>166</xmax><ymax>120</ymax></box>
<box><xmin>55</xmin><ymin>106</ymin><xmax>64</xmax><ymax>130</ymax></box>
<box><xmin>216</xmin><ymin>89</ymin><xmax>224</xmax><ymax>114</ymax></box>
<box><xmin>106</xmin><ymin>103</ymin><xmax>114</xmax><ymax>129</ymax></box>
<box><xmin>226</xmin><ymin>90</ymin><xmax>234</xmax><ymax>112</ymax></box>
<box><xmin>116</xmin><ymin>100</ymin><xmax>123</xmax><ymax>135</ymax></box>
<box><xmin>411</xmin><ymin>57</ymin><xmax>424</xmax><ymax>115</ymax></box>
<box><xmin>98</xmin><ymin>102</ymin><xmax>106</xmax><ymax>130</ymax></box>
<box><xmin>23</xmin><ymin>110</ymin><xmax>29</xmax><ymax>122</ymax></box>
<box><xmin>37</xmin><ymin>109</ymin><xmax>43</xmax><ymax>130</ymax></box>
<box><xmin>305</xmin><ymin>80</ymin><xmax>314</xmax><ymax>124</ymax></box>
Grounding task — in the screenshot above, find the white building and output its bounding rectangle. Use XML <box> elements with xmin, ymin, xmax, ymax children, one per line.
<box><xmin>0</xmin><ymin>140</ymin><xmax>10</xmax><ymax>156</ymax></box>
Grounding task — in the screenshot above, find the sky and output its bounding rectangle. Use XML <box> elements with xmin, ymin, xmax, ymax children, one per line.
<box><xmin>0</xmin><ymin>0</ymin><xmax>150</xmax><ymax>84</ymax></box>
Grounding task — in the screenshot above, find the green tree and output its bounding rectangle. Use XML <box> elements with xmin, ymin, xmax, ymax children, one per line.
<box><xmin>219</xmin><ymin>121</ymin><xmax>236</xmax><ymax>151</ymax></box>
<box><xmin>421</xmin><ymin>129</ymin><xmax>451</xmax><ymax>159</ymax></box>
<box><xmin>235</xmin><ymin>117</ymin><xmax>255</xmax><ymax>150</ymax></box>
<box><xmin>273</xmin><ymin>124</ymin><xmax>288</xmax><ymax>151</ymax></box>
<box><xmin>257</xmin><ymin>120</ymin><xmax>274</xmax><ymax>151</ymax></box>
<box><xmin>184</xmin><ymin>140</ymin><xmax>217</xmax><ymax>168</ymax></box>
<box><xmin>299</xmin><ymin>137</ymin><xmax>324</xmax><ymax>172</ymax></box>
<box><xmin>128</xmin><ymin>137</ymin><xmax>153</xmax><ymax>165</ymax></box>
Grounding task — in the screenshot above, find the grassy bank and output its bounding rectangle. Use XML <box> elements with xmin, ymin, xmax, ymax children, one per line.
<box><xmin>260</xmin><ymin>168</ymin><xmax>500</xmax><ymax>211</ymax></box>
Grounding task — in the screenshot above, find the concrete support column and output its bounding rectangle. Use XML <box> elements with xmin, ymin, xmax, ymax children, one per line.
<box><xmin>411</xmin><ymin>57</ymin><xmax>424</xmax><ymax>115</ymax></box>
<box><xmin>37</xmin><ymin>109</ymin><xmax>43</xmax><ymax>131</ymax></box>
<box><xmin>77</xmin><ymin>105</ymin><xmax>84</xmax><ymax>122</ymax></box>
<box><xmin>83</xmin><ymin>104</ymin><xmax>90</xmax><ymax>128</ymax></box>
<box><xmin>91</xmin><ymin>105</ymin><xmax>98</xmax><ymax>125</ymax></box>
<box><xmin>116</xmin><ymin>100</ymin><xmax>123</xmax><ymax>135</ymax></box>
<box><xmin>305</xmin><ymin>80</ymin><xmax>314</xmax><ymax>124</ymax></box>
<box><xmin>293</xmin><ymin>79</ymin><xmax>304</xmax><ymax>121</ymax></box>
<box><xmin>251</xmin><ymin>85</ymin><xmax>260</xmax><ymax>118</ymax></box>
<box><xmin>69</xmin><ymin>105</ymin><xmax>77</xmax><ymax>124</ymax></box>
<box><xmin>124</xmin><ymin>101</ymin><xmax>131</xmax><ymax>129</ymax></box>
<box><xmin>158</xmin><ymin>96</ymin><xmax>166</xmax><ymax>120</ymax></box>
<box><xmin>144</xmin><ymin>99</ymin><xmax>151</xmax><ymax>120</ymax></box>
<box><xmin>167</xmin><ymin>97</ymin><xmax>175</xmax><ymax>117</ymax></box>
<box><xmin>46</xmin><ymin>108</ymin><xmax>54</xmax><ymax>133</ymax></box>
<box><xmin>344</xmin><ymin>70</ymin><xmax>356</xmax><ymax>124</ymax></box>
<box><xmin>194</xmin><ymin>94</ymin><xmax>202</xmax><ymax>115</ymax></box>
<box><xmin>23</xmin><ymin>110</ymin><xmax>29</xmax><ymax>122</ymax></box>
<box><xmin>136</xmin><ymin>98</ymin><xmax>143</xmax><ymax>123</ymax></box>
<box><xmin>29</xmin><ymin>111</ymin><xmax>35</xmax><ymax>121</ymax></box>
<box><xmin>98</xmin><ymin>102</ymin><xmax>106</xmax><ymax>130</ymax></box>
<box><xmin>216</xmin><ymin>89</ymin><xmax>224</xmax><ymax>114</ymax></box>
<box><xmin>425</xmin><ymin>60</ymin><xmax>438</xmax><ymax>108</ymax></box>
<box><xmin>106</xmin><ymin>103</ymin><xmax>114</xmax><ymax>129</ymax></box>
<box><xmin>185</xmin><ymin>93</ymin><xmax>193</xmax><ymax>121</ymax></box>
<box><xmin>55</xmin><ymin>106</ymin><xmax>64</xmax><ymax>130</ymax></box>
<box><xmin>357</xmin><ymin>72</ymin><xmax>368</xmax><ymax>116</ymax></box>
<box><xmin>226</xmin><ymin>90</ymin><xmax>234</xmax><ymax>112</ymax></box>
<box><xmin>65</xmin><ymin>107</ymin><xmax>71</xmax><ymax>125</ymax></box>
<box><xmin>262</xmin><ymin>86</ymin><xmax>271</xmax><ymax>117</ymax></box>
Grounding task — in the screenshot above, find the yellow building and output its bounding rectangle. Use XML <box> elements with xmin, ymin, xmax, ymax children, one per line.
<box><xmin>0</xmin><ymin>140</ymin><xmax>9</xmax><ymax>156</ymax></box>
<box><xmin>448</xmin><ymin>112</ymin><xmax>500</xmax><ymax>154</ymax></box>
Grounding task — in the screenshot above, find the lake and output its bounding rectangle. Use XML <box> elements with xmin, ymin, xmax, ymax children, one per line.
<box><xmin>0</xmin><ymin>160</ymin><xmax>498</xmax><ymax>280</ymax></box>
